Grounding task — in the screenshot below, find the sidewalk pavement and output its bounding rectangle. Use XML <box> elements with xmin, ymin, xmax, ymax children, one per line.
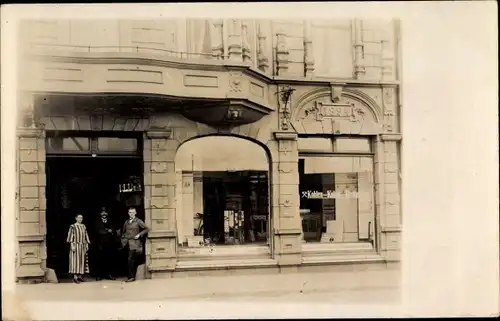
<box><xmin>16</xmin><ymin>268</ymin><xmax>401</xmax><ymax>302</ymax></box>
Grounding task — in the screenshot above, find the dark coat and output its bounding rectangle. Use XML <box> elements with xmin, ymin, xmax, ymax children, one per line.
<box><xmin>121</xmin><ymin>218</ymin><xmax>149</xmax><ymax>251</ymax></box>
<box><xmin>95</xmin><ymin>219</ymin><xmax>117</xmax><ymax>249</ymax></box>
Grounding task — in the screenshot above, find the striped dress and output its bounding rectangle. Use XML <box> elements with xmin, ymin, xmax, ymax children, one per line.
<box><xmin>67</xmin><ymin>223</ymin><xmax>90</xmax><ymax>274</ymax></box>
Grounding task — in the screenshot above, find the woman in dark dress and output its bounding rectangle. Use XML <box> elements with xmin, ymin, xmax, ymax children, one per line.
<box><xmin>67</xmin><ymin>214</ymin><xmax>91</xmax><ymax>283</ymax></box>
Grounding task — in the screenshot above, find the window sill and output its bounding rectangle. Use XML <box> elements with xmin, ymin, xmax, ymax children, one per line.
<box><xmin>301</xmin><ymin>241</ymin><xmax>374</xmax><ymax>254</ymax></box>
<box><xmin>301</xmin><ymin>252</ymin><xmax>384</xmax><ymax>265</ymax></box>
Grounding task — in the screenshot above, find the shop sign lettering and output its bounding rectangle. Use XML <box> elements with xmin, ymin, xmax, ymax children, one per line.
<box><xmin>301</xmin><ymin>190</ymin><xmax>359</xmax><ymax>199</ymax></box>
<box><xmin>119</xmin><ymin>182</ymin><xmax>142</xmax><ymax>193</ymax></box>
<box><xmin>119</xmin><ymin>183</ymin><xmax>142</xmax><ymax>193</ymax></box>
<box><xmin>322</xmin><ymin>105</ymin><xmax>352</xmax><ymax>118</ymax></box>
<box><xmin>302</xmin><ymin>101</ymin><xmax>362</xmax><ymax>122</ymax></box>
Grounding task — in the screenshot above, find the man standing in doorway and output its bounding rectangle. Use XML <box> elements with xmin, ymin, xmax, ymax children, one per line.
<box><xmin>95</xmin><ymin>207</ymin><xmax>117</xmax><ymax>281</ymax></box>
<box><xmin>121</xmin><ymin>207</ymin><xmax>149</xmax><ymax>282</ymax></box>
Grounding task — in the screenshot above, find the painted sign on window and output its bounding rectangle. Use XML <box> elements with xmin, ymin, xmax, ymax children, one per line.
<box><xmin>301</xmin><ymin>190</ymin><xmax>359</xmax><ymax>199</ymax></box>
<box><xmin>119</xmin><ymin>176</ymin><xmax>142</xmax><ymax>193</ymax></box>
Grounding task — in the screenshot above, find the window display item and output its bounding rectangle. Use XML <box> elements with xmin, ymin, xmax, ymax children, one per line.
<box><xmin>224</xmin><ymin>211</ymin><xmax>230</xmax><ymax>233</ymax></box>
<box><xmin>320</xmin><ymin>220</ymin><xmax>344</xmax><ymax>243</ymax></box>
<box><xmin>187</xmin><ymin>235</ymin><xmax>204</xmax><ymax>247</ymax></box>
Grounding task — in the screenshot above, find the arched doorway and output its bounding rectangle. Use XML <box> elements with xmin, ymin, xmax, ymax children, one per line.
<box><xmin>174</xmin><ymin>135</ymin><xmax>270</xmax><ymax>248</ymax></box>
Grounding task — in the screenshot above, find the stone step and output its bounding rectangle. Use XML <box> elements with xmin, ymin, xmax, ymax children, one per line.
<box><xmin>177</xmin><ymin>245</ymin><xmax>271</xmax><ymax>261</ymax></box>
<box><xmin>177</xmin><ymin>254</ymin><xmax>271</xmax><ymax>262</ymax></box>
<box><xmin>302</xmin><ymin>252</ymin><xmax>384</xmax><ymax>265</ymax></box>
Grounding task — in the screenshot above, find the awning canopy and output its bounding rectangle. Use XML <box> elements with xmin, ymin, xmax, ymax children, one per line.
<box><xmin>34</xmin><ymin>93</ymin><xmax>269</xmax><ymax>126</ymax></box>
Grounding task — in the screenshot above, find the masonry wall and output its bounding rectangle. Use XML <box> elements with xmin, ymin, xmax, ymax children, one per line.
<box><xmin>20</xmin><ymin>18</ymin><xmax>399</xmax><ymax>81</ymax></box>
<box><xmin>15</xmin><ymin>17</ymin><xmax>402</xmax><ymax>280</ymax></box>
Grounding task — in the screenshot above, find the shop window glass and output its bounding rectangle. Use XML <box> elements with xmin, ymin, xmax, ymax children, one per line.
<box><xmin>47</xmin><ymin>137</ymin><xmax>90</xmax><ymax>152</ymax></box>
<box><xmin>297</xmin><ymin>137</ymin><xmax>334</xmax><ymax>153</ymax></box>
<box><xmin>299</xmin><ymin>156</ymin><xmax>375</xmax><ymax>243</ymax></box>
<box><xmin>335</xmin><ymin>137</ymin><xmax>371</xmax><ymax>153</ymax></box>
<box><xmin>175</xmin><ymin>136</ymin><xmax>270</xmax><ymax>249</ymax></box>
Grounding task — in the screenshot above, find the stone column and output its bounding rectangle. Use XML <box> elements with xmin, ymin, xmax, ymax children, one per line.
<box><xmin>276</xmin><ymin>30</ymin><xmax>289</xmax><ymax>76</ymax></box>
<box><xmin>303</xmin><ymin>20</ymin><xmax>314</xmax><ymax>78</ymax></box>
<box><xmin>379</xmin><ymin>134</ymin><xmax>402</xmax><ymax>262</ymax></box>
<box><xmin>227</xmin><ymin>19</ymin><xmax>243</xmax><ymax>62</ymax></box>
<box><xmin>144</xmin><ymin>128</ymin><xmax>178</xmax><ymax>277</ymax></box>
<box><xmin>17</xmin><ymin>127</ymin><xmax>46</xmax><ymax>280</ymax></box>
<box><xmin>241</xmin><ymin>21</ymin><xmax>252</xmax><ymax>64</ymax></box>
<box><xmin>353</xmin><ymin>19</ymin><xmax>366</xmax><ymax>79</ymax></box>
<box><xmin>373</xmin><ymin>135</ymin><xmax>385</xmax><ymax>252</ymax></box>
<box><xmin>380</xmin><ymin>27</ymin><xmax>395</xmax><ymax>80</ymax></box>
<box><xmin>212</xmin><ymin>19</ymin><xmax>224</xmax><ymax>59</ymax></box>
<box><xmin>257</xmin><ymin>22</ymin><xmax>270</xmax><ymax>73</ymax></box>
<box><xmin>181</xmin><ymin>172</ymin><xmax>194</xmax><ymax>241</ymax></box>
<box><xmin>272</xmin><ymin>132</ymin><xmax>302</xmax><ymax>269</ymax></box>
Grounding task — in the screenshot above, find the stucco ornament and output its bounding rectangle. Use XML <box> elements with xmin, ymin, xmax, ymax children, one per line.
<box><xmin>277</xmin><ymin>85</ymin><xmax>295</xmax><ymax>131</ymax></box>
<box><xmin>291</xmin><ymin>87</ymin><xmax>383</xmax><ymax>135</ymax></box>
<box><xmin>229</xmin><ymin>72</ymin><xmax>243</xmax><ymax>92</ymax></box>
<box><xmin>301</xmin><ymin>100</ymin><xmax>363</xmax><ymax>123</ymax></box>
<box><xmin>382</xmin><ymin>87</ymin><xmax>395</xmax><ymax>116</ymax></box>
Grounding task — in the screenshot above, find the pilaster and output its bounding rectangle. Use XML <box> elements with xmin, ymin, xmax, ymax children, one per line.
<box><xmin>353</xmin><ymin>19</ymin><xmax>366</xmax><ymax>80</ymax></box>
<box><xmin>212</xmin><ymin>19</ymin><xmax>224</xmax><ymax>59</ymax></box>
<box><xmin>303</xmin><ymin>20</ymin><xmax>314</xmax><ymax>78</ymax></box>
<box><xmin>275</xmin><ymin>30</ymin><xmax>289</xmax><ymax>76</ymax></box>
<box><xmin>241</xmin><ymin>21</ymin><xmax>252</xmax><ymax>65</ymax></box>
<box><xmin>227</xmin><ymin>19</ymin><xmax>243</xmax><ymax>62</ymax></box>
<box><xmin>378</xmin><ymin>134</ymin><xmax>402</xmax><ymax>261</ymax></box>
<box><xmin>144</xmin><ymin>128</ymin><xmax>178</xmax><ymax>272</ymax></box>
<box><xmin>257</xmin><ymin>22</ymin><xmax>270</xmax><ymax>73</ymax></box>
<box><xmin>272</xmin><ymin>132</ymin><xmax>302</xmax><ymax>266</ymax></box>
<box><xmin>16</xmin><ymin>127</ymin><xmax>46</xmax><ymax>279</ymax></box>
<box><xmin>380</xmin><ymin>27</ymin><xmax>395</xmax><ymax>80</ymax></box>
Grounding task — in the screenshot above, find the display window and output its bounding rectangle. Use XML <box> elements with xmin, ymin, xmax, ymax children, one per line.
<box><xmin>298</xmin><ymin>136</ymin><xmax>375</xmax><ymax>244</ymax></box>
<box><xmin>175</xmin><ymin>136</ymin><xmax>270</xmax><ymax>248</ymax></box>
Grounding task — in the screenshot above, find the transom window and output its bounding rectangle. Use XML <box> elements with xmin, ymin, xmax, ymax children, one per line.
<box><xmin>46</xmin><ymin>132</ymin><xmax>141</xmax><ymax>155</ymax></box>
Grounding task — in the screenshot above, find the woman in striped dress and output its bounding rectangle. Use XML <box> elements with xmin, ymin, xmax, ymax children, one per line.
<box><xmin>67</xmin><ymin>214</ymin><xmax>91</xmax><ymax>284</ymax></box>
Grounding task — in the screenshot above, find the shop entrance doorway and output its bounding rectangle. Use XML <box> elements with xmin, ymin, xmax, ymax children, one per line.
<box><xmin>45</xmin><ymin>133</ymin><xmax>145</xmax><ymax>281</ymax></box>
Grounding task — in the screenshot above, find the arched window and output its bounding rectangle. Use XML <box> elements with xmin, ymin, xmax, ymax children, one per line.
<box><xmin>175</xmin><ymin>136</ymin><xmax>270</xmax><ymax>248</ymax></box>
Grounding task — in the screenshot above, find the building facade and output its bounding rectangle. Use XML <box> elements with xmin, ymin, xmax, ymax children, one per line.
<box><xmin>16</xmin><ymin>18</ymin><xmax>402</xmax><ymax>281</ymax></box>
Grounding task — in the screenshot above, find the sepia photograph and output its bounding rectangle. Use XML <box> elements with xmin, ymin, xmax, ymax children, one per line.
<box><xmin>1</xmin><ymin>2</ymin><xmax>498</xmax><ymax>320</ymax></box>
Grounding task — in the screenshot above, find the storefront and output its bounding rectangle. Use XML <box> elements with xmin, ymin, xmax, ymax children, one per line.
<box><xmin>44</xmin><ymin>132</ymin><xmax>145</xmax><ymax>279</ymax></box>
<box><xmin>15</xmin><ymin>18</ymin><xmax>402</xmax><ymax>282</ymax></box>
<box><xmin>15</xmin><ymin>86</ymin><xmax>401</xmax><ymax>282</ymax></box>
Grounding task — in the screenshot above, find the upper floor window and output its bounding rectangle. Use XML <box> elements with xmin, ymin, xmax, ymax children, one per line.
<box><xmin>311</xmin><ymin>21</ymin><xmax>354</xmax><ymax>78</ymax></box>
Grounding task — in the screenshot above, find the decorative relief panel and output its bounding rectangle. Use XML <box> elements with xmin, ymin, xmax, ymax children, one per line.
<box><xmin>43</xmin><ymin>67</ymin><xmax>83</xmax><ymax>82</ymax></box>
<box><xmin>300</xmin><ymin>101</ymin><xmax>365</xmax><ymax>122</ymax></box>
<box><xmin>382</xmin><ymin>87</ymin><xmax>397</xmax><ymax>133</ymax></box>
<box><xmin>292</xmin><ymin>88</ymin><xmax>383</xmax><ymax>135</ymax></box>
<box><xmin>20</xmin><ymin>163</ymin><xmax>39</xmax><ymax>174</ymax></box>
<box><xmin>228</xmin><ymin>72</ymin><xmax>243</xmax><ymax>92</ymax></box>
<box><xmin>20</xmin><ymin>244</ymin><xmax>41</xmax><ymax>264</ymax></box>
<box><xmin>184</xmin><ymin>75</ymin><xmax>219</xmax><ymax>88</ymax></box>
<box><xmin>106</xmin><ymin>68</ymin><xmax>164</xmax><ymax>84</ymax></box>
<box><xmin>20</xmin><ymin>199</ymin><xmax>40</xmax><ymax>211</ymax></box>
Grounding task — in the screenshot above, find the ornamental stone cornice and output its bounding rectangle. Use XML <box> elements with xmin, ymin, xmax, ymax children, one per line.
<box><xmin>380</xmin><ymin>133</ymin><xmax>402</xmax><ymax>141</ymax></box>
<box><xmin>25</xmin><ymin>50</ymin><xmax>401</xmax><ymax>88</ymax></box>
<box><xmin>274</xmin><ymin>132</ymin><xmax>298</xmax><ymax>141</ymax></box>
<box><xmin>17</xmin><ymin>127</ymin><xmax>45</xmax><ymax>138</ymax></box>
<box><xmin>145</xmin><ymin>127</ymin><xmax>173</xmax><ymax>139</ymax></box>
